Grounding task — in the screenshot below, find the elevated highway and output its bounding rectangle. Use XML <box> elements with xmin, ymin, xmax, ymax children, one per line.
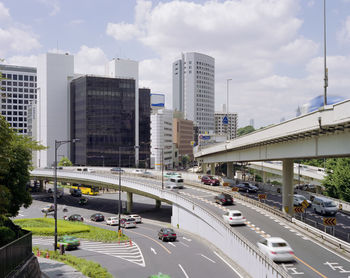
<box><xmin>31</xmin><ymin>169</ymin><xmax>350</xmax><ymax>278</ymax></box>
<box><xmin>194</xmin><ymin>100</ymin><xmax>350</xmax><ymax>215</ymax></box>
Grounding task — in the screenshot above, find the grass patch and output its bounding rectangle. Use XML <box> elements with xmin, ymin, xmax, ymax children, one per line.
<box><xmin>33</xmin><ymin>246</ymin><xmax>113</xmax><ymax>278</ymax></box>
<box><xmin>14</xmin><ymin>218</ymin><xmax>128</xmax><ymax>242</ymax></box>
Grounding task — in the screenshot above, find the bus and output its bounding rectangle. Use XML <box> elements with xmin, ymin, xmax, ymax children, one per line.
<box><xmin>71</xmin><ymin>184</ymin><xmax>99</xmax><ymax>195</ymax></box>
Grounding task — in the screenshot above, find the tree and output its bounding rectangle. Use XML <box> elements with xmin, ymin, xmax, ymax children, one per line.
<box><xmin>58</xmin><ymin>156</ymin><xmax>73</xmax><ymax>166</ymax></box>
<box><xmin>181</xmin><ymin>155</ymin><xmax>190</xmax><ymax>168</ymax></box>
<box><xmin>237</xmin><ymin>125</ymin><xmax>255</xmax><ymax>137</ymax></box>
<box><xmin>323</xmin><ymin>158</ymin><xmax>350</xmax><ymax>202</ymax></box>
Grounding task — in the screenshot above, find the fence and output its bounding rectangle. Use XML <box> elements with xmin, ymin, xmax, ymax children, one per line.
<box><xmin>0</xmin><ymin>230</ymin><xmax>32</xmax><ymax>278</ymax></box>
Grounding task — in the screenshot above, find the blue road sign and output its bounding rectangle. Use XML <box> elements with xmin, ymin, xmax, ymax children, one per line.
<box><xmin>222</xmin><ymin>115</ymin><xmax>228</xmax><ymax>125</ymax></box>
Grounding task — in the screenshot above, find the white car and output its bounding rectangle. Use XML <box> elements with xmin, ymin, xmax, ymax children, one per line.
<box><xmin>129</xmin><ymin>214</ymin><xmax>142</xmax><ymax>223</ymax></box>
<box><xmin>120</xmin><ymin>217</ymin><xmax>137</xmax><ymax>228</ymax></box>
<box><xmin>165</xmin><ymin>183</ymin><xmax>180</xmax><ymax>189</ymax></box>
<box><xmin>106</xmin><ymin>217</ymin><xmax>119</xmax><ymax>226</ymax></box>
<box><xmin>133</xmin><ymin>169</ymin><xmax>144</xmax><ymax>174</ymax></box>
<box><xmin>293</xmin><ymin>194</ymin><xmax>311</xmax><ymax>207</ymax></box>
<box><xmin>257</xmin><ymin>237</ymin><xmax>295</xmax><ymax>262</ymax></box>
<box><xmin>222</xmin><ymin>210</ymin><xmax>246</xmax><ymax>225</ymax></box>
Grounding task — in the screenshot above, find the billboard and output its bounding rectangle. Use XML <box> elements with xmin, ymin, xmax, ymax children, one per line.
<box><xmin>151</xmin><ymin>93</ymin><xmax>165</xmax><ymax>108</ymax></box>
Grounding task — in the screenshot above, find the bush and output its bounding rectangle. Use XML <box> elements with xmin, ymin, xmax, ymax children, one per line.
<box><xmin>0</xmin><ymin>226</ymin><xmax>16</xmax><ymax>246</ymax></box>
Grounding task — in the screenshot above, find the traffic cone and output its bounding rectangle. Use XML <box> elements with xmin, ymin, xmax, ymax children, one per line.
<box><xmin>37</xmin><ymin>249</ymin><xmax>41</xmax><ymax>257</ymax></box>
<box><xmin>46</xmin><ymin>251</ymin><xmax>50</xmax><ymax>259</ymax></box>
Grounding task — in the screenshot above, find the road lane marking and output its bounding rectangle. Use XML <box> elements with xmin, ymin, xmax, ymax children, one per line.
<box><xmin>168</xmin><ymin>242</ymin><xmax>175</xmax><ymax>247</ymax></box>
<box><xmin>150</xmin><ymin>247</ymin><xmax>157</xmax><ymax>255</ymax></box>
<box><xmin>182</xmin><ymin>236</ymin><xmax>192</xmax><ymax>242</ymax></box>
<box><xmin>294</xmin><ymin>256</ymin><xmax>327</xmax><ymax>278</ymax></box>
<box><xmin>124</xmin><ymin>229</ymin><xmax>171</xmax><ymax>254</ymax></box>
<box><xmin>200</xmin><ymin>254</ymin><xmax>216</xmax><ymax>263</ymax></box>
<box><xmin>214</xmin><ymin>251</ymin><xmax>243</xmax><ymax>278</ymax></box>
<box><xmin>178</xmin><ymin>264</ymin><xmax>189</xmax><ymax>278</ymax></box>
<box><xmin>180</xmin><ymin>242</ymin><xmax>189</xmax><ymax>247</ymax></box>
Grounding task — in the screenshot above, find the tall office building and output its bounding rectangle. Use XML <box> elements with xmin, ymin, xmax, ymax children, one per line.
<box><xmin>173</xmin><ymin>111</ymin><xmax>194</xmax><ymax>160</ymax></box>
<box><xmin>0</xmin><ymin>64</ymin><xmax>37</xmax><ymax>135</ymax></box>
<box><xmin>172</xmin><ymin>52</ymin><xmax>215</xmax><ymax>134</ymax></box>
<box><xmin>215</xmin><ymin>112</ymin><xmax>238</xmax><ymax>140</ymax></box>
<box><xmin>139</xmin><ymin>88</ymin><xmax>151</xmax><ymax>167</ymax></box>
<box><xmin>36</xmin><ymin>53</ymin><xmax>74</xmax><ymax>167</ymax></box>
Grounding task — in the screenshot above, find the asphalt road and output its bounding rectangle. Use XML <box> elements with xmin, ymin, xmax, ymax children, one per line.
<box><xmin>18</xmin><ymin>192</ymin><xmax>244</xmax><ymax>278</ymax></box>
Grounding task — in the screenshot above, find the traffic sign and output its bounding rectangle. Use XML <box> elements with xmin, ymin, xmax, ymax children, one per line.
<box><xmin>323</xmin><ymin>217</ymin><xmax>336</xmax><ymax>226</ymax></box>
<box><xmin>223</xmin><ymin>182</ymin><xmax>230</xmax><ymax>187</ymax></box>
<box><xmin>294</xmin><ymin>206</ymin><xmax>304</xmax><ymax>213</ymax></box>
<box><xmin>301</xmin><ymin>200</ymin><xmax>309</xmax><ymax>209</ymax></box>
<box><xmin>222</xmin><ymin>116</ymin><xmax>228</xmax><ymax>125</ymax></box>
<box><xmin>231</xmin><ymin>187</ymin><xmax>239</xmax><ymax>192</ymax></box>
<box><xmin>258</xmin><ymin>194</ymin><xmax>267</xmax><ymax>200</ymax></box>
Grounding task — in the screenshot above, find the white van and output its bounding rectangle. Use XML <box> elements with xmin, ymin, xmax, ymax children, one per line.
<box><xmin>312</xmin><ymin>196</ymin><xmax>338</xmax><ymax>216</ymax></box>
<box><xmin>169</xmin><ymin>177</ymin><xmax>184</xmax><ymax>189</ymax></box>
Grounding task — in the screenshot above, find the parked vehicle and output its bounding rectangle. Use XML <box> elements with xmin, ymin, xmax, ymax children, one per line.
<box><xmin>293</xmin><ymin>194</ymin><xmax>311</xmax><ymax>207</ymax></box>
<box><xmin>90</xmin><ymin>213</ymin><xmax>105</xmax><ymax>222</ymax></box>
<box><xmin>41</xmin><ymin>204</ymin><xmax>55</xmax><ymax>213</ymax></box>
<box><xmin>312</xmin><ymin>196</ymin><xmax>338</xmax><ymax>216</ymax></box>
<box><xmin>120</xmin><ymin>217</ymin><xmax>136</xmax><ymax>228</ymax></box>
<box><xmin>129</xmin><ymin>214</ymin><xmax>142</xmax><ymax>223</ymax></box>
<box><xmin>57</xmin><ymin>235</ymin><xmax>80</xmax><ymax>250</ymax></box>
<box><xmin>70</xmin><ymin>188</ymin><xmax>82</xmax><ymax>197</ymax></box>
<box><xmin>214</xmin><ymin>193</ymin><xmax>234</xmax><ymax>205</ymax></box>
<box><xmin>222</xmin><ymin>210</ymin><xmax>246</xmax><ymax>226</ymax></box>
<box><xmin>111</xmin><ymin>167</ymin><xmax>125</xmax><ymax>174</ymax></box>
<box><xmin>201</xmin><ymin>175</ymin><xmax>220</xmax><ymax>186</ymax></box>
<box><xmin>106</xmin><ymin>216</ymin><xmax>119</xmax><ymax>226</ymax></box>
<box><xmin>158</xmin><ymin>228</ymin><xmax>177</xmax><ymax>242</ymax></box>
<box><xmin>235</xmin><ymin>182</ymin><xmax>258</xmax><ymax>193</ymax></box>
<box><xmin>67</xmin><ymin>214</ymin><xmax>84</xmax><ymax>222</ymax></box>
<box><xmin>257</xmin><ymin>237</ymin><xmax>295</xmax><ymax>262</ymax></box>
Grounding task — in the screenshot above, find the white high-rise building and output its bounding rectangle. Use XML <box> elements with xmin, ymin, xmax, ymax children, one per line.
<box><xmin>0</xmin><ymin>64</ymin><xmax>37</xmax><ymax>135</ymax></box>
<box><xmin>36</xmin><ymin>53</ymin><xmax>74</xmax><ymax>167</ymax></box>
<box><xmin>172</xmin><ymin>52</ymin><xmax>215</xmax><ymax>134</ymax></box>
<box><xmin>151</xmin><ymin>109</ymin><xmax>173</xmax><ymax>170</ymax></box>
<box><xmin>105</xmin><ymin>58</ymin><xmax>140</xmax><ymax>166</ymax></box>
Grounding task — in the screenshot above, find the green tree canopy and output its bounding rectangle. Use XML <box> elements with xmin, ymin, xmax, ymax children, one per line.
<box><xmin>237</xmin><ymin>125</ymin><xmax>255</xmax><ymax>137</ymax></box>
<box><xmin>58</xmin><ymin>156</ymin><xmax>73</xmax><ymax>166</ymax></box>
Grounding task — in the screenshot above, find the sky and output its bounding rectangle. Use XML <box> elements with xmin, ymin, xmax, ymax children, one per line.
<box><xmin>1</xmin><ymin>0</ymin><xmax>350</xmax><ymax>128</ymax></box>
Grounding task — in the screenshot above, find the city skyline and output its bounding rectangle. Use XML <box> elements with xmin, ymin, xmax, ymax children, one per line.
<box><xmin>1</xmin><ymin>0</ymin><xmax>350</xmax><ymax>128</ymax></box>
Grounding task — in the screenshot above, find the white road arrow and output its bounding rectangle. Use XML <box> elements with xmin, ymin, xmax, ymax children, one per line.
<box><xmin>168</xmin><ymin>242</ymin><xmax>175</xmax><ymax>247</ymax></box>
<box><xmin>150</xmin><ymin>248</ymin><xmax>157</xmax><ymax>255</ymax></box>
<box><xmin>182</xmin><ymin>237</ymin><xmax>192</xmax><ymax>242</ymax></box>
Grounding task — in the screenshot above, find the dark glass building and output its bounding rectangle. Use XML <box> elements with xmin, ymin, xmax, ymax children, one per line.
<box><xmin>70</xmin><ymin>75</ymin><xmax>150</xmax><ymax>167</ymax></box>
<box><xmin>139</xmin><ymin>88</ymin><xmax>151</xmax><ymax>168</ymax></box>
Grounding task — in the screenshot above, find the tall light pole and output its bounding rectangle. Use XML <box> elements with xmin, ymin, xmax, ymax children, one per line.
<box><xmin>155</xmin><ymin>147</ymin><xmax>164</xmax><ymax>190</ymax></box>
<box><xmin>226</xmin><ymin>79</ymin><xmax>232</xmax><ymax>140</ymax></box>
<box><xmin>323</xmin><ymin>0</ymin><xmax>328</xmax><ymax>106</ymax></box>
<box><xmin>54</xmin><ymin>138</ymin><xmax>79</xmax><ymax>251</ymax></box>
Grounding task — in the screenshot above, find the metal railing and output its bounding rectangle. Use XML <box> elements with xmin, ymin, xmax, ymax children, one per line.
<box><xmin>0</xmin><ymin>230</ymin><xmax>32</xmax><ymax>278</ymax></box>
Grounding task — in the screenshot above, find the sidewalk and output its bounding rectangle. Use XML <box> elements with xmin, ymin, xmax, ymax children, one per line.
<box><xmin>37</xmin><ymin>257</ymin><xmax>87</xmax><ymax>278</ymax></box>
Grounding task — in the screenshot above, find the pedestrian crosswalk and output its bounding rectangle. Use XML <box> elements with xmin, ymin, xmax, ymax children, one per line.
<box><xmin>32</xmin><ymin>237</ymin><xmax>145</xmax><ymax>267</ymax></box>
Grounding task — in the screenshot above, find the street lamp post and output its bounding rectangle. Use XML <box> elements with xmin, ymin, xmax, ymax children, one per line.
<box><xmin>54</xmin><ymin>138</ymin><xmax>79</xmax><ymax>251</ymax></box>
<box><xmin>155</xmin><ymin>148</ymin><xmax>164</xmax><ymax>190</ymax></box>
<box><xmin>323</xmin><ymin>0</ymin><xmax>328</xmax><ymax>106</ymax></box>
<box><xmin>226</xmin><ymin>79</ymin><xmax>232</xmax><ymax>140</ymax></box>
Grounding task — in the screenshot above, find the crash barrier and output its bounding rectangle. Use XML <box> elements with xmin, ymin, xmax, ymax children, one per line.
<box><xmin>31</xmin><ymin>169</ymin><xmax>290</xmax><ymax>278</ymax></box>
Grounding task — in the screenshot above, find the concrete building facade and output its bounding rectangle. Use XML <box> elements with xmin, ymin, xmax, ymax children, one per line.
<box><xmin>215</xmin><ymin>112</ymin><xmax>238</xmax><ymax>140</ymax></box>
<box><xmin>173</xmin><ymin>112</ymin><xmax>194</xmax><ymax>161</ymax></box>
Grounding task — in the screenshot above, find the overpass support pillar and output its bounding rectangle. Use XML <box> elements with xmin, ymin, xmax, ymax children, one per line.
<box><xmin>155</xmin><ymin>199</ymin><xmax>161</xmax><ymax>209</ymax></box>
<box><xmin>227</xmin><ymin>163</ymin><xmax>233</xmax><ymax>179</ymax></box>
<box><xmin>126</xmin><ymin>192</ymin><xmax>133</xmax><ymax>213</ymax></box>
<box><xmin>202</xmin><ymin>163</ymin><xmax>207</xmax><ymax>174</ymax></box>
<box><xmin>282</xmin><ymin>159</ymin><xmax>294</xmax><ymax>216</ymax></box>
<box><xmin>210</xmin><ymin>163</ymin><xmax>215</xmax><ymax>175</ymax></box>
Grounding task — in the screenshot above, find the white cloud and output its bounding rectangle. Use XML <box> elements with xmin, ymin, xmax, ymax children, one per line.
<box><xmin>6</xmin><ymin>55</ymin><xmax>38</xmax><ymax>67</ymax></box>
<box><xmin>69</xmin><ymin>19</ymin><xmax>85</xmax><ymax>25</ymax></box>
<box><xmin>37</xmin><ymin>0</ymin><xmax>60</xmax><ymax>16</ymax></box>
<box><xmin>75</xmin><ymin>45</ymin><xmax>108</xmax><ymax>75</ymax></box>
<box><xmin>0</xmin><ymin>2</ymin><xmax>10</xmax><ymax>20</ymax></box>
<box><xmin>106</xmin><ymin>22</ymin><xmax>142</xmax><ymax>41</ymax></box>
<box><xmin>337</xmin><ymin>16</ymin><xmax>350</xmax><ymax>45</ymax></box>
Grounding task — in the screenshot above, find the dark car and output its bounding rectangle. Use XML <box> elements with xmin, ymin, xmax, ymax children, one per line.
<box><xmin>214</xmin><ymin>193</ymin><xmax>234</xmax><ymax>205</ymax></box>
<box><xmin>90</xmin><ymin>213</ymin><xmax>105</xmax><ymax>222</ymax></box>
<box><xmin>111</xmin><ymin>167</ymin><xmax>125</xmax><ymax>174</ymax></box>
<box><xmin>67</xmin><ymin>214</ymin><xmax>84</xmax><ymax>222</ymax></box>
<box><xmin>201</xmin><ymin>175</ymin><xmax>220</xmax><ymax>186</ymax></box>
<box><xmin>236</xmin><ymin>182</ymin><xmax>259</xmax><ymax>193</ymax></box>
<box><xmin>70</xmin><ymin>188</ymin><xmax>82</xmax><ymax>197</ymax></box>
<box><xmin>57</xmin><ymin>235</ymin><xmax>80</xmax><ymax>250</ymax></box>
<box><xmin>158</xmin><ymin>228</ymin><xmax>177</xmax><ymax>242</ymax></box>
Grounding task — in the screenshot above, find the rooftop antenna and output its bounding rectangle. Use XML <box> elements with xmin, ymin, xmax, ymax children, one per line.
<box><xmin>323</xmin><ymin>0</ymin><xmax>328</xmax><ymax>106</ymax></box>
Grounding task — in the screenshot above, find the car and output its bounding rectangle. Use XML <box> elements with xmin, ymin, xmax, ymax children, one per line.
<box><xmin>106</xmin><ymin>216</ymin><xmax>119</xmax><ymax>226</ymax></box>
<box><xmin>164</xmin><ymin>172</ymin><xmax>182</xmax><ymax>179</ymax></box>
<box><xmin>129</xmin><ymin>214</ymin><xmax>142</xmax><ymax>223</ymax></box>
<box><xmin>133</xmin><ymin>169</ymin><xmax>144</xmax><ymax>174</ymax></box>
<box><xmin>70</xmin><ymin>188</ymin><xmax>82</xmax><ymax>197</ymax></box>
<box><xmin>57</xmin><ymin>235</ymin><xmax>80</xmax><ymax>250</ymax></box>
<box><xmin>257</xmin><ymin>237</ymin><xmax>295</xmax><ymax>262</ymax></box>
<box><xmin>215</xmin><ymin>193</ymin><xmax>234</xmax><ymax>205</ymax></box>
<box><xmin>293</xmin><ymin>194</ymin><xmax>311</xmax><ymax>207</ymax></box>
<box><xmin>158</xmin><ymin>227</ymin><xmax>177</xmax><ymax>242</ymax></box>
<box><xmin>41</xmin><ymin>204</ymin><xmax>55</xmax><ymax>213</ymax></box>
<box><xmin>312</xmin><ymin>196</ymin><xmax>338</xmax><ymax>216</ymax></box>
<box><xmin>236</xmin><ymin>182</ymin><xmax>259</xmax><ymax>193</ymax></box>
<box><xmin>120</xmin><ymin>217</ymin><xmax>136</xmax><ymax>228</ymax></box>
<box><xmin>201</xmin><ymin>175</ymin><xmax>220</xmax><ymax>186</ymax></box>
<box><xmin>166</xmin><ymin>177</ymin><xmax>184</xmax><ymax>189</ymax></box>
<box><xmin>222</xmin><ymin>210</ymin><xmax>246</xmax><ymax>225</ymax></box>
<box><xmin>67</xmin><ymin>214</ymin><xmax>84</xmax><ymax>222</ymax></box>
<box><xmin>165</xmin><ymin>182</ymin><xmax>180</xmax><ymax>189</ymax></box>
<box><xmin>111</xmin><ymin>167</ymin><xmax>125</xmax><ymax>174</ymax></box>
<box><xmin>90</xmin><ymin>213</ymin><xmax>105</xmax><ymax>222</ymax></box>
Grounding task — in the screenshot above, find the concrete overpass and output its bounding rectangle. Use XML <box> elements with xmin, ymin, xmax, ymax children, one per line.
<box><xmin>194</xmin><ymin>99</ymin><xmax>350</xmax><ymax>215</ymax></box>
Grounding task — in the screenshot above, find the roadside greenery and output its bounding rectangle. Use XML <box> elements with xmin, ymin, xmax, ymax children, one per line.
<box><xmin>58</xmin><ymin>156</ymin><xmax>73</xmax><ymax>166</ymax></box>
<box><xmin>14</xmin><ymin>218</ymin><xmax>129</xmax><ymax>242</ymax></box>
<box><xmin>33</xmin><ymin>246</ymin><xmax>113</xmax><ymax>278</ymax></box>
<box><xmin>237</xmin><ymin>125</ymin><xmax>255</xmax><ymax>137</ymax></box>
